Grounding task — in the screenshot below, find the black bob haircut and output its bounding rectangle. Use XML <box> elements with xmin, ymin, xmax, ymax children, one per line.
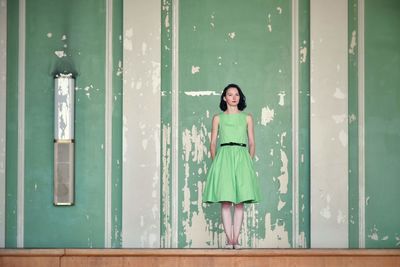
<box><xmin>219</xmin><ymin>83</ymin><xmax>247</xmax><ymax>111</ymax></box>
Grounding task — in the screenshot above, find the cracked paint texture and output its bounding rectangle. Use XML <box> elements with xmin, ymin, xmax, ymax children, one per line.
<box><xmin>175</xmin><ymin>0</ymin><xmax>294</xmax><ymax>248</ymax></box>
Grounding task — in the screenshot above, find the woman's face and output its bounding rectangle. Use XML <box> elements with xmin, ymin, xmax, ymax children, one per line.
<box><xmin>224</xmin><ymin>87</ymin><xmax>240</xmax><ymax>107</ymax></box>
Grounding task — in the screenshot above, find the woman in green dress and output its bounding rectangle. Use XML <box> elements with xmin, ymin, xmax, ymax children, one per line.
<box><xmin>203</xmin><ymin>84</ymin><xmax>261</xmax><ymax>249</ymax></box>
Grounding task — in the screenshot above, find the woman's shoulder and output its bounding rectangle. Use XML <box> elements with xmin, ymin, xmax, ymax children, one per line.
<box><xmin>212</xmin><ymin>113</ymin><xmax>222</xmax><ymax>121</ymax></box>
<box><xmin>240</xmin><ymin>111</ymin><xmax>252</xmax><ymax>118</ymax></box>
<box><xmin>243</xmin><ymin>112</ymin><xmax>254</xmax><ymax>122</ymax></box>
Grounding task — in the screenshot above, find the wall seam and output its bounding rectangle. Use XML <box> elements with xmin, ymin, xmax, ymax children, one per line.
<box><xmin>357</xmin><ymin>0</ymin><xmax>365</xmax><ymax>249</ymax></box>
<box><xmin>171</xmin><ymin>0</ymin><xmax>179</xmax><ymax>248</ymax></box>
<box><xmin>292</xmin><ymin>0</ymin><xmax>300</xmax><ymax>248</ymax></box>
<box><xmin>17</xmin><ymin>0</ymin><xmax>25</xmax><ymax>248</ymax></box>
<box><xmin>105</xmin><ymin>0</ymin><xmax>113</xmax><ymax>248</ymax></box>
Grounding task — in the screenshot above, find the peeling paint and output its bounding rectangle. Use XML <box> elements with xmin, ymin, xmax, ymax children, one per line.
<box><xmin>261</xmin><ymin>106</ymin><xmax>274</xmax><ymax>126</ymax></box>
<box><xmin>349</xmin><ymin>113</ymin><xmax>357</xmax><ymax>123</ymax></box>
<box><xmin>349</xmin><ymin>30</ymin><xmax>357</xmax><ymax>55</ymax></box>
<box><xmin>165</xmin><ymin>13</ymin><xmax>170</xmax><ymax>29</ymax></box>
<box><xmin>184</xmin><ymin>91</ymin><xmax>219</xmax><ymax>96</ymax></box>
<box><xmin>267</xmin><ymin>13</ymin><xmax>272</xmax><ymax>32</ymax></box>
<box><xmin>277</xmin><ymin>197</ymin><xmax>286</xmax><ymax>211</ymax></box>
<box><xmin>228</xmin><ymin>32</ymin><xmax>236</xmax><ymax>39</ymax></box>
<box><xmin>47</xmin><ymin>32</ymin><xmax>52</xmax><ymax>38</ymax></box>
<box><xmin>278</xmin><ymin>91</ymin><xmax>286</xmax><ymax>106</ymax></box>
<box><xmin>368</xmin><ymin>225</ymin><xmax>379</xmax><ymax>241</ymax></box>
<box><xmin>161</xmin><ymin>124</ymin><xmax>171</xmax><ymax>247</ymax></box>
<box><xmin>210</xmin><ymin>13</ymin><xmax>215</xmax><ymax>28</ymax></box>
<box><xmin>366</xmin><ymin>196</ymin><xmax>370</xmax><ymax>206</ymax></box>
<box><xmin>298</xmin><ymin>231</ymin><xmax>307</xmax><ymax>248</ymax></box>
<box><xmin>116</xmin><ymin>61</ymin><xmax>123</xmax><ymax>76</ymax></box>
<box><xmin>300</xmin><ymin>45</ymin><xmax>308</xmax><ymax>63</ymax></box>
<box><xmin>277</xmin><ymin>149</ymin><xmax>288</xmax><ymax>194</ymax></box>
<box><xmin>280</xmin><ymin>132</ymin><xmax>287</xmax><ymax>148</ymax></box>
<box><xmin>191</xmin><ymin>66</ymin><xmax>200</xmax><ymax>74</ymax></box>
<box><xmin>54</xmin><ymin>51</ymin><xmax>66</xmax><ymax>58</ymax></box>
<box><xmin>257</xmin><ymin>213</ymin><xmax>290</xmax><ymax>248</ymax></box>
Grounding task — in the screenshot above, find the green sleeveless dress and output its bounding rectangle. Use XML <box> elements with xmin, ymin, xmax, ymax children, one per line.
<box><xmin>203</xmin><ymin>112</ymin><xmax>261</xmax><ymax>204</ymax></box>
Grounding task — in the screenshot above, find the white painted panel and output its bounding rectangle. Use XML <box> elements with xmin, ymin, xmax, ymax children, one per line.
<box><xmin>0</xmin><ymin>0</ymin><xmax>7</xmax><ymax>248</ymax></box>
<box><xmin>122</xmin><ymin>0</ymin><xmax>161</xmax><ymax>247</ymax></box>
<box><xmin>310</xmin><ymin>0</ymin><xmax>348</xmax><ymax>248</ymax></box>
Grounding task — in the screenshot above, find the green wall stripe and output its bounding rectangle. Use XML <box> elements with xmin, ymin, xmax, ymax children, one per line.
<box><xmin>358</xmin><ymin>0</ymin><xmax>365</xmax><ymax>248</ymax></box>
<box><xmin>5</xmin><ymin>0</ymin><xmax>18</xmax><ymax>248</ymax></box>
<box><xmin>17</xmin><ymin>0</ymin><xmax>25</xmax><ymax>248</ymax></box>
<box><xmin>348</xmin><ymin>0</ymin><xmax>361</xmax><ymax>248</ymax></box>
<box><xmin>111</xmin><ymin>0</ymin><xmax>123</xmax><ymax>248</ymax></box>
<box><xmin>298</xmin><ymin>0</ymin><xmax>310</xmax><ymax>248</ymax></box>
<box><xmin>160</xmin><ymin>0</ymin><xmax>173</xmax><ymax>248</ymax></box>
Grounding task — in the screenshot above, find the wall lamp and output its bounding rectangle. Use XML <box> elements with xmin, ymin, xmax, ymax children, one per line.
<box><xmin>54</xmin><ymin>73</ymin><xmax>75</xmax><ymax>206</ymax></box>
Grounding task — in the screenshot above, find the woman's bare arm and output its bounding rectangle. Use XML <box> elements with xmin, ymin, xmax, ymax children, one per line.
<box><xmin>210</xmin><ymin>115</ymin><xmax>220</xmax><ymax>160</ymax></box>
<box><xmin>247</xmin><ymin>114</ymin><xmax>255</xmax><ymax>159</ymax></box>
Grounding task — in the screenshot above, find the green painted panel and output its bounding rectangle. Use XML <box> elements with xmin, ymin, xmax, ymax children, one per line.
<box><xmin>5</xmin><ymin>0</ymin><xmax>19</xmax><ymax>248</ymax></box>
<box><xmin>348</xmin><ymin>0</ymin><xmax>359</xmax><ymax>248</ymax></box>
<box><xmin>112</xmin><ymin>0</ymin><xmax>123</xmax><ymax>248</ymax></box>
<box><xmin>365</xmin><ymin>0</ymin><xmax>400</xmax><ymax>248</ymax></box>
<box><xmin>24</xmin><ymin>0</ymin><xmax>106</xmax><ymax>247</ymax></box>
<box><xmin>160</xmin><ymin>0</ymin><xmax>173</xmax><ymax>248</ymax></box>
<box><xmin>298</xmin><ymin>0</ymin><xmax>310</xmax><ymax>248</ymax></box>
<box><xmin>178</xmin><ymin>0</ymin><xmax>293</xmax><ymax>248</ymax></box>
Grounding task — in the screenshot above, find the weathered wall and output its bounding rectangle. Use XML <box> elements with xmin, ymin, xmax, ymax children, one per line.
<box><xmin>1</xmin><ymin>0</ymin><xmax>399</xmax><ymax>249</ymax></box>
<box><xmin>4</xmin><ymin>0</ymin><xmax>123</xmax><ymax>248</ymax></box>
<box><xmin>348</xmin><ymin>0</ymin><xmax>400</xmax><ymax>249</ymax></box>
<box><xmin>310</xmin><ymin>0</ymin><xmax>349</xmax><ymax>248</ymax></box>
<box><xmin>360</xmin><ymin>0</ymin><xmax>400</xmax><ymax>248</ymax></box>
<box><xmin>160</xmin><ymin>0</ymin><xmax>310</xmax><ymax>248</ymax></box>
<box><xmin>122</xmin><ymin>0</ymin><xmax>161</xmax><ymax>248</ymax></box>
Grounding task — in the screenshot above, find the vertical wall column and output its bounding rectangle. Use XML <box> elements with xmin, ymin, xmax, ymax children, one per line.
<box><xmin>122</xmin><ymin>0</ymin><xmax>161</xmax><ymax>247</ymax></box>
<box><xmin>310</xmin><ymin>0</ymin><xmax>348</xmax><ymax>248</ymax></box>
<box><xmin>0</xmin><ymin>0</ymin><xmax>7</xmax><ymax>248</ymax></box>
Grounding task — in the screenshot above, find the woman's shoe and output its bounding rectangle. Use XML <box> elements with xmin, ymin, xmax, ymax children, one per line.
<box><xmin>233</xmin><ymin>243</ymin><xmax>242</xmax><ymax>249</ymax></box>
<box><xmin>224</xmin><ymin>243</ymin><xmax>234</xmax><ymax>249</ymax></box>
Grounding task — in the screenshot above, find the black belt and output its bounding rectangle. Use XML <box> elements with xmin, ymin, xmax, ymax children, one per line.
<box><xmin>220</xmin><ymin>142</ymin><xmax>246</xmax><ymax>147</ymax></box>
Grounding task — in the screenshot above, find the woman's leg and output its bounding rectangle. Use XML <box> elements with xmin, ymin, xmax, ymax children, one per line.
<box><xmin>233</xmin><ymin>203</ymin><xmax>244</xmax><ymax>245</ymax></box>
<box><xmin>221</xmin><ymin>202</ymin><xmax>233</xmax><ymax>244</ymax></box>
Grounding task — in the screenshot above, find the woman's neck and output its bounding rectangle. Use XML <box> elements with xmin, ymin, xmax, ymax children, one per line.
<box><xmin>225</xmin><ymin>106</ymin><xmax>240</xmax><ymax>114</ymax></box>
